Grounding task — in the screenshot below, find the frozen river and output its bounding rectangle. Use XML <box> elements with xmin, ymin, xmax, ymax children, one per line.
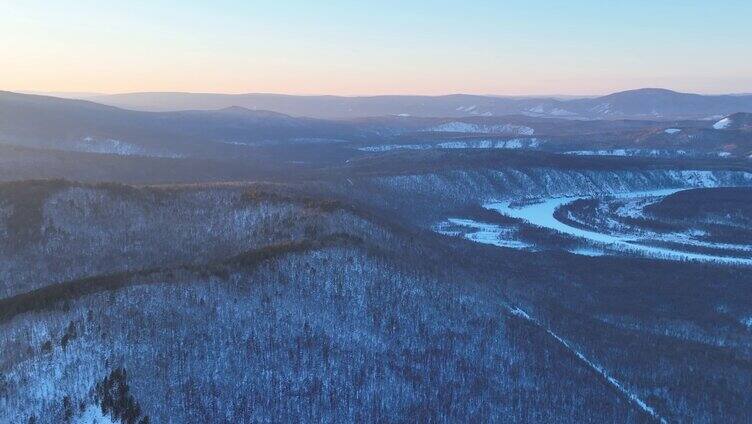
<box><xmin>479</xmin><ymin>188</ymin><xmax>752</xmax><ymax>265</ymax></box>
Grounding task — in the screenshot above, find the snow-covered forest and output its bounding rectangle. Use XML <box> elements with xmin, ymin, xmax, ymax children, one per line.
<box><xmin>2</xmin><ymin>163</ymin><xmax>752</xmax><ymax>423</ymax></box>
<box><xmin>2</xmin><ymin>88</ymin><xmax>752</xmax><ymax>423</ymax></box>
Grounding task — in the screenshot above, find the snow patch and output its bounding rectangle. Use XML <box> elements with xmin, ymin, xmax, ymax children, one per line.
<box><xmin>73</xmin><ymin>137</ymin><xmax>180</xmax><ymax>158</ymax></box>
<box><xmin>664</xmin><ymin>128</ymin><xmax>681</xmax><ymax>134</ymax></box>
<box><xmin>526</xmin><ymin>105</ymin><xmax>576</xmax><ymax>117</ymax></box>
<box><xmin>435</xmin><ymin>138</ymin><xmax>540</xmax><ymax>149</ymax></box>
<box><xmin>510</xmin><ymin>307</ymin><xmax>531</xmax><ymax>319</ymax></box>
<box><xmin>564</xmin><ymin>149</ymin><xmax>688</xmax><ymax>158</ymax></box>
<box><xmin>435</xmin><ymin>218</ymin><xmax>533</xmax><ymax>249</ymax></box>
<box><xmin>424</xmin><ymin>122</ymin><xmax>535</xmax><ymax>135</ymax></box>
<box><xmin>713</xmin><ymin>117</ymin><xmax>732</xmax><ymax>130</ymax></box>
<box><xmin>74</xmin><ymin>405</ymin><xmax>120</xmax><ymax>424</ymax></box>
<box><xmin>569</xmin><ymin>247</ymin><xmax>606</xmax><ymax>257</ymax></box>
<box><xmin>742</xmin><ymin>317</ymin><xmax>752</xmax><ymax>330</ymax></box>
<box><xmin>75</xmin><ymin>138</ymin><xmax>143</xmax><ymax>156</ymax></box>
<box><xmin>590</xmin><ymin>103</ymin><xmax>614</xmax><ymax>115</ymax></box>
<box><xmin>358</xmin><ymin>144</ymin><xmax>431</xmax><ymax>152</ymax></box>
<box><xmin>358</xmin><ymin>138</ymin><xmax>542</xmax><ymax>152</ymax></box>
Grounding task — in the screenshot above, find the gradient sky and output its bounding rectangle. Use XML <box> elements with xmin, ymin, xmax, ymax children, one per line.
<box><xmin>2</xmin><ymin>0</ymin><xmax>751</xmax><ymax>95</ymax></box>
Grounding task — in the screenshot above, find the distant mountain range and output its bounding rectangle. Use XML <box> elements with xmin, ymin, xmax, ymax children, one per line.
<box><xmin>0</xmin><ymin>91</ymin><xmax>361</xmax><ymax>157</ymax></box>
<box><xmin>2</xmin><ymin>90</ymin><xmax>751</xmax><ymax>162</ymax></box>
<box><xmin>82</xmin><ymin>88</ymin><xmax>752</xmax><ymax>120</ymax></box>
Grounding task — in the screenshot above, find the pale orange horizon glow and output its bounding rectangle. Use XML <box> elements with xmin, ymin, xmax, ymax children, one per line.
<box><xmin>2</xmin><ymin>1</ymin><xmax>751</xmax><ymax>97</ymax></box>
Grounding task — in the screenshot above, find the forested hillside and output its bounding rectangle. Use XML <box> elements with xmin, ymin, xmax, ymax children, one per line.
<box><xmin>0</xmin><ymin>180</ymin><xmax>654</xmax><ymax>423</ymax></box>
<box><xmin>2</xmin><ymin>168</ymin><xmax>752</xmax><ymax>422</ymax></box>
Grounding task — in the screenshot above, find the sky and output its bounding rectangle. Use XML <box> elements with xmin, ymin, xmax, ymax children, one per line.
<box><xmin>2</xmin><ymin>0</ymin><xmax>751</xmax><ymax>96</ymax></box>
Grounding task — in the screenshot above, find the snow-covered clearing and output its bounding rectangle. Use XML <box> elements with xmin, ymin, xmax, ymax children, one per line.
<box><xmin>564</xmin><ymin>149</ymin><xmax>688</xmax><ymax>158</ymax></box>
<box><xmin>72</xmin><ymin>137</ymin><xmax>181</xmax><ymax>158</ymax></box>
<box><xmin>713</xmin><ymin>118</ymin><xmax>731</xmax><ymax>130</ymax></box>
<box><xmin>358</xmin><ymin>138</ymin><xmax>541</xmax><ymax>152</ymax></box>
<box><xmin>435</xmin><ymin>218</ymin><xmax>532</xmax><ymax>249</ymax></box>
<box><xmin>424</xmin><ymin>122</ymin><xmax>535</xmax><ymax>135</ymax></box>
<box><xmin>74</xmin><ymin>405</ymin><xmax>119</xmax><ymax>424</ymax></box>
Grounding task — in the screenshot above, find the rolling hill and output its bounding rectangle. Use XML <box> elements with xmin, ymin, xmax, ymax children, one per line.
<box><xmin>0</xmin><ymin>91</ymin><xmax>364</xmax><ymax>158</ymax></box>
<box><xmin>83</xmin><ymin>88</ymin><xmax>752</xmax><ymax>120</ymax></box>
